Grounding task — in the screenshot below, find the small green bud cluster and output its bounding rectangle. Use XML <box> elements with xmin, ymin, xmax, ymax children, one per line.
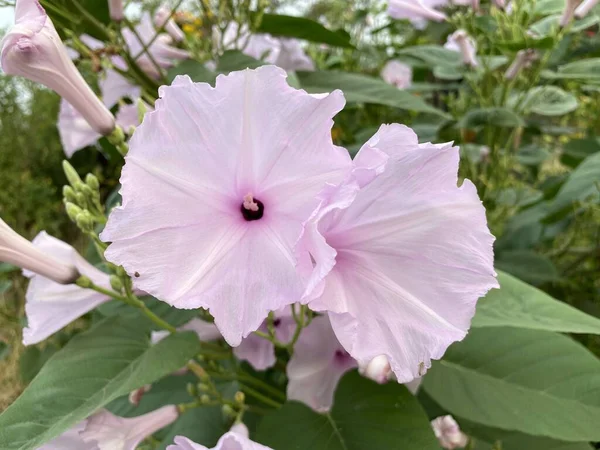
<box><xmin>107</xmin><ymin>126</ymin><xmax>129</xmax><ymax>156</ymax></box>
<box><xmin>62</xmin><ymin>160</ymin><xmax>106</xmax><ymax>237</ymax></box>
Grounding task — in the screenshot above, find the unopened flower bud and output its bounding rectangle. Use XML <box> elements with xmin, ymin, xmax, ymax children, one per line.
<box><xmin>155</xmin><ymin>6</ymin><xmax>185</xmax><ymax>42</ymax></box>
<box><xmin>75</xmin><ymin>275</ymin><xmax>93</xmax><ymax>288</ymax></box>
<box><xmin>85</xmin><ymin>173</ymin><xmax>100</xmax><ymax>191</ymax></box>
<box><xmin>200</xmin><ymin>394</ymin><xmax>211</xmax><ymax>405</ymax></box>
<box><xmin>431</xmin><ymin>415</ymin><xmax>469</xmax><ymax>449</ymax></box>
<box><xmin>0</xmin><ymin>217</ymin><xmax>79</xmax><ymax>284</ymax></box>
<box><xmin>359</xmin><ymin>355</ymin><xmax>393</xmax><ymax>384</ymax></box>
<box><xmin>186</xmin><ymin>383</ymin><xmax>197</xmax><ymax>397</ymax></box>
<box><xmin>75</xmin><ymin>192</ymin><xmax>87</xmax><ymax>206</ymax></box>
<box><xmin>1</xmin><ymin>1</ymin><xmax>115</xmax><ymax>135</ymax></box>
<box><xmin>221</xmin><ymin>404</ymin><xmax>236</xmax><ymax>418</ymax></box>
<box><xmin>76</xmin><ymin>211</ymin><xmax>94</xmax><ymax>232</ymax></box>
<box><xmin>445</xmin><ymin>30</ymin><xmax>478</xmax><ymax>68</ymax></box>
<box><xmin>108</xmin><ymin>0</ymin><xmax>124</xmax><ymax>21</ymax></box>
<box><xmin>62</xmin><ymin>185</ymin><xmax>77</xmax><ymax>203</ymax></box>
<box><xmin>198</xmin><ymin>383</ymin><xmax>210</xmax><ymax>392</ymax></box>
<box><xmin>62</xmin><ymin>160</ymin><xmax>82</xmax><ymax>187</ymax></box>
<box><xmin>65</xmin><ymin>202</ymin><xmax>83</xmax><ymax>221</ymax></box>
<box><xmin>128</xmin><ymin>384</ymin><xmax>152</xmax><ymax>406</ymax></box>
<box><xmin>234</xmin><ymin>391</ymin><xmax>245</xmax><ymax>404</ymax></box>
<box><xmin>560</xmin><ymin>0</ymin><xmax>579</xmax><ymax>26</ymax></box>
<box><xmin>108</xmin><ymin>125</ymin><xmax>126</xmax><ymax>146</ymax></box>
<box><xmin>575</xmin><ymin>0</ymin><xmax>600</xmax><ymax>18</ymax></box>
<box><xmin>110</xmin><ymin>274</ymin><xmax>123</xmax><ymax>292</ymax></box>
<box><xmin>505</xmin><ymin>49</ymin><xmax>537</xmax><ymax>80</ymax></box>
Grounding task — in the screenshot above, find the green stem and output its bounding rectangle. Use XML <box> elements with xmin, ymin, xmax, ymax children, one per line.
<box><xmin>133</xmin><ymin>0</ymin><xmax>186</xmax><ymax>60</ymax></box>
<box><xmin>239</xmin><ymin>383</ymin><xmax>282</xmax><ymax>408</ymax></box>
<box><xmin>123</xmin><ymin>18</ymin><xmax>168</xmax><ymax>84</ymax></box>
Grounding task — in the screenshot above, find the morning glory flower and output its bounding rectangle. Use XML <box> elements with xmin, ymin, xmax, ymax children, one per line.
<box><xmin>1</xmin><ymin>0</ymin><xmax>115</xmax><ymax>135</ymax></box>
<box><xmin>576</xmin><ymin>0</ymin><xmax>600</xmax><ymax>18</ymax></box>
<box><xmin>381</xmin><ymin>60</ymin><xmax>413</xmax><ymax>89</ymax></box>
<box><xmin>275</xmin><ymin>39</ymin><xmax>315</xmax><ymax>72</ymax></box>
<box><xmin>81</xmin><ymin>406</ymin><xmax>178</xmax><ymax>450</ymax></box>
<box><xmin>359</xmin><ymin>355</ymin><xmax>393</xmax><ymax>384</ymax></box>
<box><xmin>155</xmin><ymin>6</ymin><xmax>186</xmax><ymax>42</ymax></box>
<box><xmin>108</xmin><ymin>0</ymin><xmax>124</xmax><ymax>21</ymax></box>
<box><xmin>445</xmin><ymin>30</ymin><xmax>478</xmax><ymax>67</ymax></box>
<box><xmin>122</xmin><ymin>12</ymin><xmax>189</xmax><ymax>79</ymax></box>
<box><xmin>22</xmin><ymin>232</ymin><xmax>112</xmax><ymax>345</ymax></box>
<box><xmin>296</xmin><ymin>124</ymin><xmax>497</xmax><ymax>383</ymax></box>
<box><xmin>167</xmin><ymin>424</ymin><xmax>273</xmax><ymax>450</ymax></box>
<box><xmin>233</xmin><ymin>307</ymin><xmax>296</xmax><ymax>370</ymax></box>
<box><xmin>100</xmin><ymin>66</ymin><xmax>352</xmax><ymax>346</ymax></box>
<box><xmin>38</xmin><ymin>421</ymin><xmax>98</xmax><ymax>450</ymax></box>
<box><xmin>388</xmin><ymin>0</ymin><xmax>448</xmax><ymax>22</ymax></box>
<box><xmin>286</xmin><ymin>315</ymin><xmax>357</xmax><ymax>411</ymax></box>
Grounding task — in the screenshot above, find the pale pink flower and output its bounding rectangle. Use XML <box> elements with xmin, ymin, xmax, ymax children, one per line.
<box><xmin>388</xmin><ymin>0</ymin><xmax>448</xmax><ymax>22</ymax></box>
<box><xmin>100</xmin><ymin>67</ymin><xmax>141</xmax><ymax>110</ymax></box>
<box><xmin>234</xmin><ymin>307</ymin><xmax>296</xmax><ymax>370</ymax></box>
<box><xmin>287</xmin><ymin>315</ymin><xmax>357</xmax><ymax>411</ymax></box>
<box><xmin>38</xmin><ymin>421</ymin><xmax>99</xmax><ymax>450</ymax></box>
<box><xmin>122</xmin><ymin>13</ymin><xmax>189</xmax><ymax>79</ymax></box>
<box><xmin>296</xmin><ymin>124</ymin><xmax>497</xmax><ymax>383</ymax></box>
<box><xmin>494</xmin><ymin>0</ymin><xmax>507</xmax><ymax>7</ymax></box>
<box><xmin>445</xmin><ymin>30</ymin><xmax>478</xmax><ymax>67</ymax></box>
<box><xmin>221</xmin><ymin>23</ymin><xmax>281</xmax><ymax>65</ymax></box>
<box><xmin>108</xmin><ymin>0</ymin><xmax>124</xmax><ymax>21</ymax></box>
<box><xmin>100</xmin><ymin>66</ymin><xmax>351</xmax><ymax>346</ymax></box>
<box><xmin>0</xmin><ymin>219</ymin><xmax>78</xmax><ymax>286</ymax></box>
<box><xmin>155</xmin><ymin>6</ymin><xmax>185</xmax><ymax>42</ymax></box>
<box><xmin>576</xmin><ymin>0</ymin><xmax>600</xmax><ymax>18</ymax></box>
<box><xmin>22</xmin><ymin>232</ymin><xmax>112</xmax><ymax>345</ymax></box>
<box><xmin>381</xmin><ymin>60</ymin><xmax>412</xmax><ymax>89</ymax></box>
<box><xmin>167</xmin><ymin>423</ymin><xmax>272</xmax><ymax>450</ymax></box>
<box><xmin>81</xmin><ymin>406</ymin><xmax>178</xmax><ymax>450</ymax></box>
<box><xmin>58</xmin><ymin>98</ymin><xmax>148</xmax><ymax>156</ymax></box>
<box><xmin>359</xmin><ymin>355</ymin><xmax>392</xmax><ymax>384</ymax></box>
<box><xmin>405</xmin><ymin>377</ymin><xmax>423</xmax><ymax>394</ymax></box>
<box><xmin>432</xmin><ymin>416</ymin><xmax>469</xmax><ymax>449</ymax></box>
<box><xmin>1</xmin><ymin>0</ymin><xmax>115</xmax><ymax>135</ymax></box>
<box><xmin>151</xmin><ymin>318</ymin><xmax>222</xmax><ymax>344</ymax></box>
<box><xmin>275</xmin><ymin>39</ymin><xmax>315</xmax><ymax>72</ymax></box>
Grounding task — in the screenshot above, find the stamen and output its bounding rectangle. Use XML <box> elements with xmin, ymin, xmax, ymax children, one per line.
<box><xmin>241</xmin><ymin>193</ymin><xmax>264</xmax><ymax>221</ymax></box>
<box><xmin>243</xmin><ymin>193</ymin><xmax>260</xmax><ymax>212</ymax></box>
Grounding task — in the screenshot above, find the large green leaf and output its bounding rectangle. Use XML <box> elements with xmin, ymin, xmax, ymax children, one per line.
<box><xmin>542</xmin><ymin>59</ymin><xmax>600</xmax><ymax>81</ymax></box>
<box><xmin>458</xmin><ymin>108</ymin><xmax>524</xmax><ymax>128</ymax></box>
<box><xmin>547</xmin><ymin>152</ymin><xmax>600</xmax><ymax>214</ymax></box>
<box><xmin>255</xmin><ymin>14</ymin><xmax>352</xmax><ymax>48</ymax></box>
<box><xmin>472</xmin><ymin>271</ymin><xmax>600</xmax><ymax>333</ymax></box>
<box><xmin>256</xmin><ymin>371</ymin><xmax>439</xmax><ymax>450</ymax></box>
<box><xmin>167</xmin><ymin>60</ymin><xmax>217</xmax><ymax>85</ymax></box>
<box><xmin>0</xmin><ymin>317</ymin><xmax>201</xmax><ymax>450</ymax></box>
<box><xmin>494</xmin><ymin>251</ymin><xmax>560</xmax><ymax>285</ymax></box>
<box><xmin>521</xmin><ymin>86</ymin><xmax>579</xmax><ymax>116</ymax></box>
<box><xmin>561</xmin><ymin>137</ymin><xmax>600</xmax><ymax>168</ymax></box>
<box><xmin>423</xmin><ymin>327</ymin><xmax>600</xmax><ymax>441</ymax></box>
<box><xmin>217</xmin><ymin>50</ymin><xmax>264</xmax><ymax>72</ymax></box>
<box><xmin>398</xmin><ymin>45</ymin><xmax>463</xmax><ymax>68</ymax></box>
<box><xmin>296</xmin><ymin>71</ymin><xmax>449</xmax><ymax>117</ymax></box>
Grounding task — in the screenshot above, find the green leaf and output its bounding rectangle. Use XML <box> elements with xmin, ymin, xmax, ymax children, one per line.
<box><xmin>217</xmin><ymin>50</ymin><xmax>264</xmax><ymax>72</ymax></box>
<box><xmin>472</xmin><ymin>271</ymin><xmax>600</xmax><ymax>333</ymax></box>
<box><xmin>548</xmin><ymin>151</ymin><xmax>600</xmax><ymax>214</ymax></box>
<box><xmin>496</xmin><ymin>36</ymin><xmax>555</xmax><ymax>51</ymax></box>
<box><xmin>542</xmin><ymin>58</ymin><xmax>600</xmax><ymax>81</ymax></box>
<box><xmin>0</xmin><ymin>317</ymin><xmax>201</xmax><ymax>450</ymax></box>
<box><xmin>296</xmin><ymin>71</ymin><xmax>449</xmax><ymax>117</ymax></box>
<box><xmin>458</xmin><ymin>108</ymin><xmax>524</xmax><ymax>128</ymax></box>
<box><xmin>521</xmin><ymin>86</ymin><xmax>578</xmax><ymax>116</ymax></box>
<box><xmin>495</xmin><ymin>251</ymin><xmax>559</xmax><ymax>285</ymax></box>
<box><xmin>0</xmin><ymin>342</ymin><xmax>10</xmax><ymax>361</ymax></box>
<box><xmin>0</xmin><ymin>263</ymin><xmax>18</xmax><ymax>273</ymax></box>
<box><xmin>0</xmin><ymin>279</ymin><xmax>12</xmax><ymax>295</ymax></box>
<box><xmin>561</xmin><ymin>137</ymin><xmax>600</xmax><ymax>168</ymax></box>
<box><xmin>398</xmin><ymin>45</ymin><xmax>462</xmax><ymax>68</ymax></box>
<box><xmin>19</xmin><ymin>346</ymin><xmax>59</xmax><ymax>384</ymax></box>
<box><xmin>423</xmin><ymin>327</ymin><xmax>600</xmax><ymax>441</ymax></box>
<box><xmin>97</xmin><ymin>296</ymin><xmax>199</xmax><ymax>329</ymax></box>
<box><xmin>167</xmin><ymin>60</ymin><xmax>217</xmax><ymax>84</ymax></box>
<box><xmin>534</xmin><ymin>0</ymin><xmax>566</xmax><ymax>15</ymax></box>
<box><xmin>256</xmin><ymin>371</ymin><xmax>439</xmax><ymax>450</ymax></box>
<box><xmin>255</xmin><ymin>14</ymin><xmax>353</xmax><ymax>48</ymax></box>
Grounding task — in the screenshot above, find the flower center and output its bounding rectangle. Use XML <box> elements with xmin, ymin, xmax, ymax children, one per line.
<box><xmin>241</xmin><ymin>193</ymin><xmax>264</xmax><ymax>221</ymax></box>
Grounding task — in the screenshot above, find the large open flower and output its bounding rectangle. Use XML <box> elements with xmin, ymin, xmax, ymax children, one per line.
<box><xmin>101</xmin><ymin>66</ymin><xmax>351</xmax><ymax>345</ymax></box>
<box><xmin>297</xmin><ymin>124</ymin><xmax>497</xmax><ymax>383</ymax></box>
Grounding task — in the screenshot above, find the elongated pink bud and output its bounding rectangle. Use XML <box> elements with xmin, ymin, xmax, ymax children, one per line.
<box><xmin>445</xmin><ymin>30</ymin><xmax>478</xmax><ymax>68</ymax></box>
<box><xmin>155</xmin><ymin>6</ymin><xmax>185</xmax><ymax>42</ymax></box>
<box><xmin>359</xmin><ymin>355</ymin><xmax>393</xmax><ymax>384</ymax></box>
<box><xmin>1</xmin><ymin>0</ymin><xmax>115</xmax><ymax>135</ymax></box>
<box><xmin>560</xmin><ymin>0</ymin><xmax>579</xmax><ymax>26</ymax></box>
<box><xmin>0</xmin><ymin>218</ymin><xmax>78</xmax><ymax>284</ymax></box>
<box><xmin>505</xmin><ymin>49</ymin><xmax>537</xmax><ymax>80</ymax></box>
<box><xmin>108</xmin><ymin>0</ymin><xmax>124</xmax><ymax>21</ymax></box>
<box><xmin>388</xmin><ymin>0</ymin><xmax>448</xmax><ymax>22</ymax></box>
<box><xmin>576</xmin><ymin>0</ymin><xmax>600</xmax><ymax>18</ymax></box>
